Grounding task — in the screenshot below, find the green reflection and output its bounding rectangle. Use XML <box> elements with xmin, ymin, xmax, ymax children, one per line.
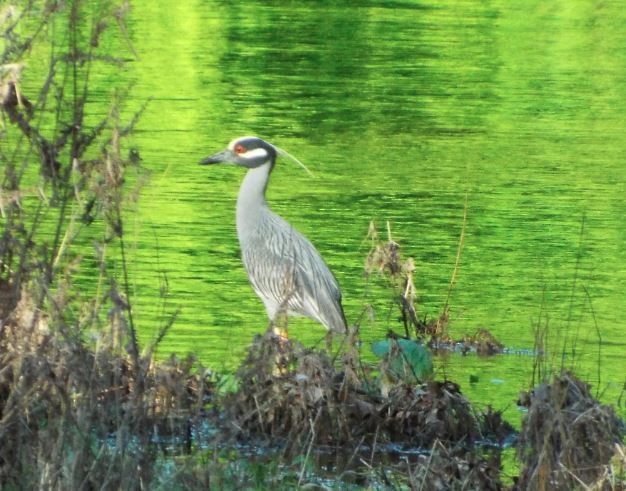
<box><xmin>13</xmin><ymin>0</ymin><xmax>625</xmax><ymax>418</ymax></box>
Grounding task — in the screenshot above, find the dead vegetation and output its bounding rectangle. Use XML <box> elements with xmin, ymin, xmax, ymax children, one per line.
<box><xmin>515</xmin><ymin>371</ymin><xmax>625</xmax><ymax>490</ymax></box>
<box><xmin>0</xmin><ymin>287</ymin><xmax>212</xmax><ymax>488</ymax></box>
<box><xmin>406</xmin><ymin>441</ymin><xmax>504</xmax><ymax>490</ymax></box>
<box><xmin>220</xmin><ymin>328</ymin><xmax>513</xmax><ymax>458</ymax></box>
<box><xmin>216</xmin><ymin>332</ymin><xmax>624</xmax><ymax>489</ymax></box>
<box><xmin>365</xmin><ymin>220</ymin><xmax>505</xmax><ymax>356</ymax></box>
<box><xmin>1</xmin><ymin>2</ymin><xmax>624</xmax><ymax>490</ymax></box>
<box><xmin>0</xmin><ymin>2</ymin><xmax>209</xmax><ymax>488</ymax></box>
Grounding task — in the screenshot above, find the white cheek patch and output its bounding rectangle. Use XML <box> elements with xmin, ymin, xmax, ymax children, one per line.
<box><xmin>243</xmin><ymin>148</ymin><xmax>268</xmax><ymax>160</ymax></box>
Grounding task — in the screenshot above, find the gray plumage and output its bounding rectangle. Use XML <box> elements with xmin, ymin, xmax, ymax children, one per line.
<box><xmin>200</xmin><ymin>136</ymin><xmax>347</xmax><ymax>334</ymax></box>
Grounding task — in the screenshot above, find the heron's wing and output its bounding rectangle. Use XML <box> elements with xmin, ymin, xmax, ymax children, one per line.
<box><xmin>242</xmin><ymin>212</ymin><xmax>346</xmax><ymax>333</ymax></box>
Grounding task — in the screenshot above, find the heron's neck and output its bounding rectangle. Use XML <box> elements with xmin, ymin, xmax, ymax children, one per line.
<box><xmin>236</xmin><ymin>162</ymin><xmax>273</xmax><ymax>237</ymax></box>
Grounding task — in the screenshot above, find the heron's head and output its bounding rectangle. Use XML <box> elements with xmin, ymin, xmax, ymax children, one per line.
<box><xmin>200</xmin><ymin>136</ymin><xmax>277</xmax><ymax>169</ymax></box>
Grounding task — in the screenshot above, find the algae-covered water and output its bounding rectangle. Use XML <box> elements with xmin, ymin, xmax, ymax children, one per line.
<box><xmin>23</xmin><ymin>1</ymin><xmax>626</xmax><ymax>422</ymax></box>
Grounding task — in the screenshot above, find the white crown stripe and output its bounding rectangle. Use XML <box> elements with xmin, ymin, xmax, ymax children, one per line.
<box><xmin>244</xmin><ymin>148</ymin><xmax>269</xmax><ymax>160</ymax></box>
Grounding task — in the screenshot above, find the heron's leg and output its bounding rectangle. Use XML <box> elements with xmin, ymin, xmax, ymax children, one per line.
<box><xmin>271</xmin><ymin>311</ymin><xmax>289</xmax><ymax>344</ymax></box>
<box><xmin>266</xmin><ymin>312</ymin><xmax>290</xmax><ymax>375</ymax></box>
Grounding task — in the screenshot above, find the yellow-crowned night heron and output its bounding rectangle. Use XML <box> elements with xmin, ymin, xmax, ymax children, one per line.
<box><xmin>200</xmin><ymin>136</ymin><xmax>347</xmax><ymax>338</ymax></box>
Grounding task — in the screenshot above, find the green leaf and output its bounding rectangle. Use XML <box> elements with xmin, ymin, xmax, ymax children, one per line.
<box><xmin>372</xmin><ymin>339</ymin><xmax>392</xmax><ymax>358</ymax></box>
<box><xmin>372</xmin><ymin>338</ymin><xmax>433</xmax><ymax>382</ymax></box>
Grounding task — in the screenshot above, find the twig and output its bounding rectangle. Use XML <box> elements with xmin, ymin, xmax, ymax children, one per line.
<box><xmin>298</xmin><ymin>408</ymin><xmax>322</xmax><ymax>487</ymax></box>
<box><xmin>418</xmin><ymin>440</ymin><xmax>441</xmax><ymax>491</ymax></box>
<box><xmin>369</xmin><ymin>423</ymin><xmax>380</xmax><ymax>467</ymax></box>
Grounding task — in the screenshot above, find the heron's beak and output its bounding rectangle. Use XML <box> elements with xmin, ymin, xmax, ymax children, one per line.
<box><xmin>199</xmin><ymin>149</ymin><xmax>230</xmax><ymax>165</ymax></box>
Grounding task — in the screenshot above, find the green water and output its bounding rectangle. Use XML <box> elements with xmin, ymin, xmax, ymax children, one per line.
<box><xmin>18</xmin><ymin>1</ymin><xmax>626</xmax><ymax>422</ymax></box>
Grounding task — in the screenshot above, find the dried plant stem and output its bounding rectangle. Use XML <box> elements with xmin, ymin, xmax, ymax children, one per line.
<box><xmin>565</xmin><ymin>213</ymin><xmax>586</xmax><ymax>367</ymax></box>
<box><xmin>442</xmin><ymin>191</ymin><xmax>468</xmax><ymax>316</ymax></box>
<box><xmin>582</xmin><ymin>285</ymin><xmax>602</xmax><ymax>398</ymax></box>
<box><xmin>298</xmin><ymin>409</ymin><xmax>322</xmax><ymax>486</ymax></box>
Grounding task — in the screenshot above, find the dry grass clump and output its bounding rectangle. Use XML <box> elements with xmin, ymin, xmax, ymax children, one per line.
<box><xmin>407</xmin><ymin>440</ymin><xmax>504</xmax><ymax>490</ymax></box>
<box><xmin>365</xmin><ymin>221</ymin><xmax>427</xmax><ymax>339</ymax></box>
<box><xmin>220</xmin><ymin>328</ymin><xmax>512</xmax><ymax>458</ymax></box>
<box><xmin>595</xmin><ymin>444</ymin><xmax>626</xmax><ymax>491</ymax></box>
<box><xmin>221</xmin><ymin>331</ymin><xmax>349</xmax><ymax>453</ymax></box>
<box><xmin>515</xmin><ymin>371</ymin><xmax>625</xmax><ymax>490</ymax></box>
<box><xmin>382</xmin><ymin>380</ymin><xmax>478</xmax><ymax>446</ymax></box>
<box><xmin>0</xmin><ymin>287</ymin><xmax>211</xmax><ymax>489</ymax></box>
<box><xmin>365</xmin><ymin>221</ymin><xmax>505</xmax><ymax>356</ymax></box>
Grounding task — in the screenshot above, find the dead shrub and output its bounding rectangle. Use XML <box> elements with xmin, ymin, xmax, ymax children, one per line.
<box><xmin>0</xmin><ymin>288</ymin><xmax>211</xmax><ymax>489</ymax></box>
<box><xmin>515</xmin><ymin>371</ymin><xmax>624</xmax><ymax>490</ymax></box>
<box><xmin>220</xmin><ymin>328</ymin><xmax>505</xmax><ymax>457</ymax></box>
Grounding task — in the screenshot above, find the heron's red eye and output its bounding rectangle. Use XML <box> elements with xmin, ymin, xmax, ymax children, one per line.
<box><xmin>234</xmin><ymin>144</ymin><xmax>246</xmax><ymax>155</ymax></box>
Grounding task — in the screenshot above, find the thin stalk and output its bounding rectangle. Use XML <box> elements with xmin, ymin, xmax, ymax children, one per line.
<box><xmin>442</xmin><ymin>191</ymin><xmax>469</xmax><ymax>318</ymax></box>
<box><xmin>116</xmin><ymin>206</ymin><xmax>141</xmax><ymax>375</ymax></box>
<box><xmin>582</xmin><ymin>285</ymin><xmax>602</xmax><ymax>398</ymax></box>
<box><xmin>297</xmin><ymin>408</ymin><xmax>322</xmax><ymax>487</ymax></box>
<box><xmin>563</xmin><ymin>213</ymin><xmax>586</xmax><ymax>369</ymax></box>
<box><xmin>43</xmin><ymin>1</ymin><xmax>82</xmax><ymax>290</ymax></box>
